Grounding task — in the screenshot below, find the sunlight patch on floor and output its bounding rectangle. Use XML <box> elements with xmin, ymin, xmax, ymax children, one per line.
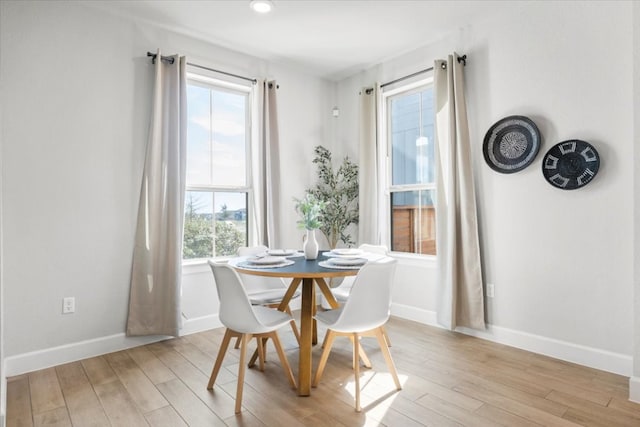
<box><xmin>341</xmin><ymin>372</ymin><xmax>409</xmax><ymax>417</ymax></box>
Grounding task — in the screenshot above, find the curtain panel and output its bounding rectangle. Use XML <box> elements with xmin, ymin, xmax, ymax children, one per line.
<box><xmin>250</xmin><ymin>80</ymin><xmax>281</xmax><ymax>248</ymax></box>
<box><xmin>358</xmin><ymin>85</ymin><xmax>381</xmax><ymax>245</ymax></box>
<box><xmin>434</xmin><ymin>53</ymin><xmax>486</xmax><ymax>331</ymax></box>
<box><xmin>126</xmin><ymin>51</ymin><xmax>187</xmax><ymax>337</ymax></box>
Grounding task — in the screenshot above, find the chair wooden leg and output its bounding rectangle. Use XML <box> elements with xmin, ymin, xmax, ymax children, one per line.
<box><xmin>353</xmin><ymin>332</ymin><xmax>361</xmax><ymax>412</ymax></box>
<box><xmin>348</xmin><ymin>335</ymin><xmax>372</xmax><ymax>369</ymax></box>
<box><xmin>285</xmin><ymin>306</ymin><xmax>301</xmax><ymax>345</ymax></box>
<box><xmin>235</xmin><ymin>333</ymin><xmax>251</xmax><ymax>414</ymax></box>
<box><xmin>234</xmin><ymin>336</ymin><xmax>241</xmax><ymax>349</ymax></box>
<box><xmin>248</xmin><ymin>337</ymin><xmax>268</xmax><ymax>368</ymax></box>
<box><xmin>312</xmin><ymin>329</ymin><xmax>335</xmax><ymax>387</ymax></box>
<box><xmin>374</xmin><ymin>327</ymin><xmax>401</xmax><ymax>391</ymax></box>
<box><xmin>269</xmin><ymin>331</ymin><xmax>297</xmax><ymax>389</ymax></box>
<box><xmin>207</xmin><ymin>329</ymin><xmax>235</xmax><ymax>390</ymax></box>
<box><xmin>312</xmin><ymin>291</ymin><xmax>318</xmax><ymax>345</ymax></box>
<box><xmin>382</xmin><ymin>325</ymin><xmax>391</xmax><ymax>347</ymax></box>
<box><xmin>256</xmin><ymin>336</ymin><xmax>266</xmax><ymax>371</ymax></box>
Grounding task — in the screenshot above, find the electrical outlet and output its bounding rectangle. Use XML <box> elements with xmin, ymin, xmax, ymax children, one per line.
<box><xmin>62</xmin><ymin>297</ymin><xmax>75</xmax><ymax>314</ymax></box>
<box><xmin>486</xmin><ymin>283</ymin><xmax>495</xmax><ymax>298</ymax></box>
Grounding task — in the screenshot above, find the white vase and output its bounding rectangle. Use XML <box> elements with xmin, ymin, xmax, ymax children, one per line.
<box><xmin>303</xmin><ymin>229</ymin><xmax>319</xmax><ymax>260</ymax></box>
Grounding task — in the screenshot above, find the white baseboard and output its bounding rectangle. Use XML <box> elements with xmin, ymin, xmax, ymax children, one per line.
<box><xmin>630</xmin><ymin>376</ymin><xmax>640</xmax><ymax>403</ymax></box>
<box><xmin>390</xmin><ymin>303</ymin><xmax>632</xmax><ymax>377</ymax></box>
<box><xmin>4</xmin><ymin>314</ymin><xmax>222</xmax><ymax>377</ymax></box>
<box><xmin>2</xmin><ymin>305</ymin><xmax>633</xmax><ymax>382</ymax></box>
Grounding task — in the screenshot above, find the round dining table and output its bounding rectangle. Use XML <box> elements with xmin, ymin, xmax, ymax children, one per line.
<box><xmin>230</xmin><ymin>251</ymin><xmax>359</xmax><ymax>396</ymax></box>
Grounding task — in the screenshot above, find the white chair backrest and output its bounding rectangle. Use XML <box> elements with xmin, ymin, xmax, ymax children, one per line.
<box><xmin>237</xmin><ymin>246</ymin><xmax>287</xmax><ymax>292</ymax></box>
<box><xmin>332</xmin><ymin>258</ymin><xmax>397</xmax><ymax>332</ymax></box>
<box><xmin>208</xmin><ymin>260</ymin><xmax>263</xmax><ymax>333</ymax></box>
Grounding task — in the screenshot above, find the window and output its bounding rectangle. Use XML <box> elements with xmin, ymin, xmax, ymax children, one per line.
<box><xmin>382</xmin><ymin>78</ymin><xmax>436</xmax><ymax>256</ymax></box>
<box><xmin>183</xmin><ymin>74</ymin><xmax>252</xmax><ymax>259</ymax></box>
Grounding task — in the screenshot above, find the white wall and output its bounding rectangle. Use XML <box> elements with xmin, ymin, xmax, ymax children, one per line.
<box><xmin>0</xmin><ymin>1</ymin><xmax>332</xmax><ymax>373</ymax></box>
<box><xmin>339</xmin><ymin>2</ymin><xmax>635</xmax><ymax>375</ymax></box>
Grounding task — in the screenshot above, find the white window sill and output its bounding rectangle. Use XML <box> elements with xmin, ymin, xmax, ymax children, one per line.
<box><xmin>389</xmin><ymin>251</ymin><xmax>437</xmax><ymax>268</ymax></box>
<box><xmin>182</xmin><ymin>256</ymin><xmax>233</xmax><ymax>275</ymax></box>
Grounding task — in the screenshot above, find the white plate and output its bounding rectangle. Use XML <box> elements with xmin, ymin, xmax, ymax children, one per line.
<box><xmin>328</xmin><ymin>257</ymin><xmax>367</xmax><ymax>267</ymax></box>
<box><xmin>331</xmin><ymin>248</ymin><xmax>363</xmax><ymax>256</ymax></box>
<box><xmin>247</xmin><ymin>256</ymin><xmax>287</xmax><ymax>265</ymax></box>
<box><xmin>267</xmin><ymin>249</ymin><xmax>298</xmax><ymax>256</ymax></box>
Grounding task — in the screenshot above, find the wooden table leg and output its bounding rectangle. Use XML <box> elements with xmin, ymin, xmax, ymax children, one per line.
<box><xmin>298</xmin><ymin>277</ymin><xmax>314</xmax><ymax>396</ymax></box>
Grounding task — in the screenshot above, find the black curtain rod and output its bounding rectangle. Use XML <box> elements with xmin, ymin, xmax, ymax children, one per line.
<box><xmin>379</xmin><ymin>54</ymin><xmax>467</xmax><ymax>89</ymax></box>
<box><xmin>146</xmin><ymin>52</ymin><xmax>257</xmax><ymax>85</ymax></box>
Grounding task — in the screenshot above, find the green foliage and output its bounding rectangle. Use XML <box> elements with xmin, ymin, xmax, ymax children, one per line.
<box><xmin>293</xmin><ymin>193</ymin><xmax>326</xmax><ymax>230</ymax></box>
<box><xmin>307</xmin><ymin>145</ymin><xmax>359</xmax><ymax>248</ymax></box>
<box><xmin>214</xmin><ymin>221</ymin><xmax>245</xmax><ymax>256</ymax></box>
<box><xmin>183</xmin><ymin>194</ymin><xmax>245</xmax><ymax>259</ymax></box>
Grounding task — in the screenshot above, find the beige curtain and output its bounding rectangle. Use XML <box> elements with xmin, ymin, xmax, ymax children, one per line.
<box><xmin>126</xmin><ymin>51</ymin><xmax>187</xmax><ymax>337</ymax></box>
<box><xmin>434</xmin><ymin>53</ymin><xmax>485</xmax><ymax>330</ymax></box>
<box><xmin>358</xmin><ymin>85</ymin><xmax>381</xmax><ymax>245</ymax></box>
<box><xmin>250</xmin><ymin>80</ymin><xmax>281</xmax><ymax>248</ymax></box>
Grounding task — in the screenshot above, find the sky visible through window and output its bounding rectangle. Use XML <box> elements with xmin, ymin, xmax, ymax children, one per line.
<box><xmin>186</xmin><ymin>83</ymin><xmax>247</xmax><ymax>214</ymax></box>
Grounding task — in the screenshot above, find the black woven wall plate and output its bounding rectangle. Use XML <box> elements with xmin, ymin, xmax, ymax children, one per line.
<box><xmin>483</xmin><ymin>115</ymin><xmax>541</xmax><ymax>173</ymax></box>
<box><xmin>542</xmin><ymin>140</ymin><xmax>600</xmax><ymax>190</ymax></box>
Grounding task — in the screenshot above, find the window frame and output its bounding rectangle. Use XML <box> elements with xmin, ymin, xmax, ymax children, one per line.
<box><xmin>379</xmin><ymin>76</ymin><xmax>437</xmax><ymax>259</ymax></box>
<box><xmin>183</xmin><ymin>72</ymin><xmax>254</xmax><ymax>263</ymax></box>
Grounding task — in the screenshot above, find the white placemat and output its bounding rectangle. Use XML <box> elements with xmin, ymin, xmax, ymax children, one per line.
<box><xmin>318</xmin><ymin>260</ymin><xmax>363</xmax><ymax>270</ymax></box>
<box><xmin>236</xmin><ymin>260</ymin><xmax>295</xmax><ymax>269</ymax></box>
<box><xmin>266</xmin><ymin>249</ymin><xmax>299</xmax><ymax>257</ymax></box>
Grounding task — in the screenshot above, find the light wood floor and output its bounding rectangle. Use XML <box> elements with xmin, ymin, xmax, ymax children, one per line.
<box><xmin>6</xmin><ymin>316</ymin><xmax>640</xmax><ymax>427</ymax></box>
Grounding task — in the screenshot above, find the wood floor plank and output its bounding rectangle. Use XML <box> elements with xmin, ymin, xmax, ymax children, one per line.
<box><xmin>127</xmin><ymin>345</ymin><xmax>177</xmax><ymax>385</ymax></box>
<box><xmin>607</xmin><ymin>396</ymin><xmax>640</xmax><ymax>418</ymax></box>
<box><xmin>93</xmin><ymin>379</ymin><xmax>149</xmax><ymax>426</ymax></box>
<box><xmin>156</xmin><ymin>378</ymin><xmax>226</xmax><ymax>426</ymax></box>
<box><xmin>55</xmin><ymin>362</ymin><xmax>110</xmax><ymax>427</ymax></box>
<box><xmin>105</xmin><ymin>350</ymin><xmax>169</xmax><ymax>413</ymax></box>
<box><xmin>148</xmin><ymin>341</ymin><xmax>238</xmax><ymax>419</ymax></box>
<box><xmin>145</xmin><ymin>405</ymin><xmax>188</xmax><ymax>427</ymax></box>
<box><xmin>6</xmin><ymin>376</ymin><xmax>34</xmax><ymax>427</ymax></box>
<box><xmin>474</xmin><ymin>403</ymin><xmax>544</xmax><ymax>427</ymax></box>
<box><xmin>81</xmin><ymin>356</ymin><xmax>118</xmax><ymax>386</ymax></box>
<box><xmin>547</xmin><ymin>390</ymin><xmax>640</xmax><ymax>427</ymax></box>
<box><xmin>415</xmin><ymin>393</ymin><xmax>504</xmax><ymax>427</ymax></box>
<box><xmin>6</xmin><ymin>317</ymin><xmax>640</xmax><ymax>427</ymax></box>
<box><xmin>28</xmin><ymin>368</ymin><xmax>66</xmax><ymax>415</ymax></box>
<box><xmin>32</xmin><ymin>407</ymin><xmax>71</xmax><ymax>427</ymax></box>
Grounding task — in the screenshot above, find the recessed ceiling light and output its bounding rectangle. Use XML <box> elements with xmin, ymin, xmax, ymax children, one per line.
<box><xmin>250</xmin><ymin>0</ymin><xmax>274</xmax><ymax>14</ymax></box>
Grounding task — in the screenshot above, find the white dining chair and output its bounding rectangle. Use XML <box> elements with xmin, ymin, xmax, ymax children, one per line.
<box><xmin>329</xmin><ymin>244</ymin><xmax>389</xmax><ymax>303</ymax></box>
<box><xmin>207</xmin><ymin>261</ymin><xmax>297</xmax><ymax>414</ymax></box>
<box><xmin>236</xmin><ymin>245</ymin><xmax>301</xmax><ymax>345</ymax></box>
<box><xmin>323</xmin><ymin>243</ymin><xmax>392</xmax><ymax>348</ymax></box>
<box><xmin>312</xmin><ymin>257</ymin><xmax>401</xmax><ymax>412</ymax></box>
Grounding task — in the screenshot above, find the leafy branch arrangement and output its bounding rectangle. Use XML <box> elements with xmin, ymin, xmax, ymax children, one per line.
<box><xmin>293</xmin><ymin>193</ymin><xmax>326</xmax><ymax>230</ymax></box>
<box><xmin>306</xmin><ymin>145</ymin><xmax>359</xmax><ymax>248</ymax></box>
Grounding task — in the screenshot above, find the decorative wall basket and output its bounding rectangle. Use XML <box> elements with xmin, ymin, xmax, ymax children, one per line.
<box><xmin>541</xmin><ymin>139</ymin><xmax>600</xmax><ymax>190</ymax></box>
<box><xmin>483</xmin><ymin>115</ymin><xmax>541</xmax><ymax>173</ymax></box>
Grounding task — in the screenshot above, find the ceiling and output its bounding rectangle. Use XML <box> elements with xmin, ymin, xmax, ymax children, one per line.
<box><xmin>89</xmin><ymin>0</ymin><xmax>515</xmax><ymax>81</ymax></box>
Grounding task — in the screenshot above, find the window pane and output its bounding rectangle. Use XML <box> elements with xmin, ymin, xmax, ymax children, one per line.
<box><xmin>390</xmin><ymin>87</ymin><xmax>435</xmax><ymax>186</ymax></box>
<box><xmin>183</xmin><ymin>191</ymin><xmax>247</xmax><ymax>259</ymax></box>
<box><xmin>186</xmin><ymin>85</ymin><xmax>247</xmax><ymax>187</ymax></box>
<box><xmin>211</xmin><ymin>91</ymin><xmax>247</xmax><ymax>186</ymax></box>
<box><xmin>183</xmin><ymin>191</ymin><xmax>214</xmax><ymax>259</ymax></box>
<box><xmin>390</xmin><ymin>190</ymin><xmax>436</xmax><ymax>255</ymax></box>
<box><xmin>214</xmin><ymin>192</ymin><xmax>247</xmax><ymax>256</ymax></box>
<box><xmin>187</xmin><ymin>85</ymin><xmax>213</xmax><ymax>185</ymax></box>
